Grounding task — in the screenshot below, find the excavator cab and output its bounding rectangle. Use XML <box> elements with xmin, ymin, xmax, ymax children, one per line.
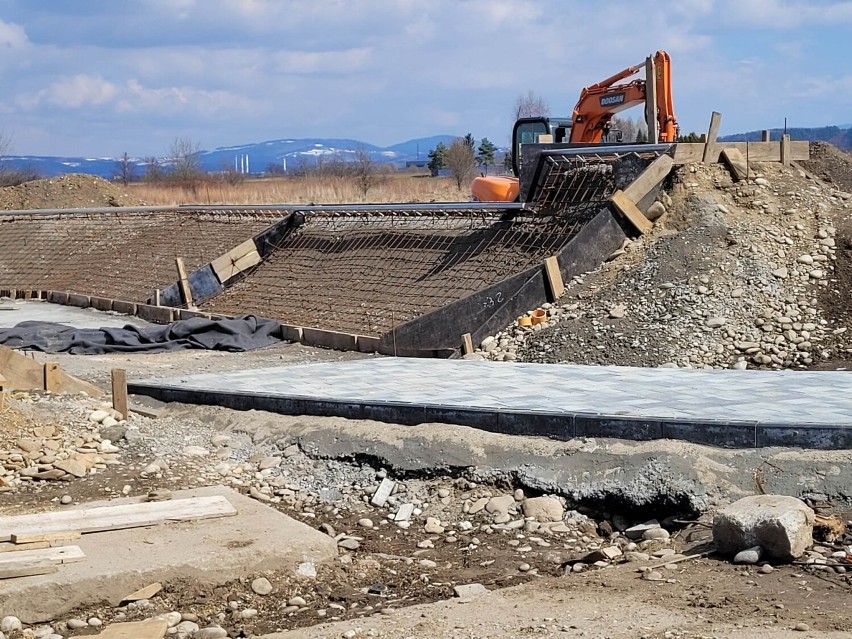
<box><xmin>511</xmin><ymin>117</ymin><xmax>573</xmax><ymax>176</ymax></box>
<box><xmin>470</xmin><ymin>117</ymin><xmax>574</xmax><ymax>203</ymax></box>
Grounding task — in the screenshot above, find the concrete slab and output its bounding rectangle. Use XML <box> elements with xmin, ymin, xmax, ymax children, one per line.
<box><xmin>130</xmin><ymin>358</ymin><xmax>852</xmax><ymax>450</ymax></box>
<box><xmin>0</xmin><ymin>485</ymin><xmax>338</xmax><ymax>623</ymax></box>
<box><xmin>0</xmin><ymin>300</ymin><xmax>149</xmax><ymax>330</ymax></box>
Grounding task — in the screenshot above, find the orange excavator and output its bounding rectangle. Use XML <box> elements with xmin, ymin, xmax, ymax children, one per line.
<box><xmin>472</xmin><ymin>50</ymin><xmax>678</xmax><ymax>202</ymax></box>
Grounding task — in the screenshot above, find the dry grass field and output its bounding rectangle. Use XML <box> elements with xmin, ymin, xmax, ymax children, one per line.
<box><xmin>128</xmin><ymin>172</ymin><xmax>469</xmax><ymax>206</ymax></box>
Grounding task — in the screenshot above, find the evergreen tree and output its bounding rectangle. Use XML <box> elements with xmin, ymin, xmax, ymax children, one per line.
<box><xmin>427</xmin><ymin>142</ymin><xmax>447</xmax><ymax>176</ymax></box>
<box><xmin>476</xmin><ymin>138</ymin><xmax>496</xmax><ymax>175</ymax></box>
<box><xmin>463</xmin><ymin>133</ymin><xmax>475</xmax><ymax>151</ymax></box>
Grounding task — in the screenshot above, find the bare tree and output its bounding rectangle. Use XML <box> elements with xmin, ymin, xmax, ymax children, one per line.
<box><xmin>169</xmin><ymin>137</ymin><xmax>203</xmax><ymax>182</ymax></box>
<box><xmin>142</xmin><ymin>156</ymin><xmax>166</xmax><ymax>182</ymax></box>
<box><xmin>114</xmin><ymin>152</ymin><xmax>136</xmax><ymax>185</ymax></box>
<box><xmin>351</xmin><ymin>147</ymin><xmax>380</xmax><ymax>198</ymax></box>
<box><xmin>0</xmin><ymin>131</ymin><xmax>11</xmax><ymax>185</ymax></box>
<box><xmin>444</xmin><ymin>138</ymin><xmax>476</xmax><ymax>190</ymax></box>
<box><xmin>0</xmin><ymin>132</ymin><xmax>40</xmax><ymax>187</ymax></box>
<box><xmin>514</xmin><ymin>90</ymin><xmax>550</xmax><ymax>120</ymax></box>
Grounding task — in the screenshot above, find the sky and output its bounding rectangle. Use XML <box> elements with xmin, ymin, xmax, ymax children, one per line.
<box><xmin>1</xmin><ymin>0</ymin><xmax>851</xmax><ymax>158</ymax></box>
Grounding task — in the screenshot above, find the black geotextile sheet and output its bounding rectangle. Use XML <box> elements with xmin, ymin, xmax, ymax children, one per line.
<box><xmin>0</xmin><ymin>315</ymin><xmax>287</xmax><ymax>354</ymax></box>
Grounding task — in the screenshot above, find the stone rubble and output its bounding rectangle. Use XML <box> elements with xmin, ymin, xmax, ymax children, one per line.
<box><xmin>470</xmin><ymin>163</ymin><xmax>851</xmax><ymax>370</ymax></box>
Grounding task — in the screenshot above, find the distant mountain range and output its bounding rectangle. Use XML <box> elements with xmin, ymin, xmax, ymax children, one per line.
<box><xmin>2</xmin><ymin>124</ymin><xmax>850</xmax><ymax>181</ymax></box>
<box><xmin>0</xmin><ymin>135</ymin><xmax>458</xmax><ymax>180</ymax></box>
<box><xmin>720</xmin><ymin>125</ymin><xmax>852</xmax><ymax>150</ymax></box>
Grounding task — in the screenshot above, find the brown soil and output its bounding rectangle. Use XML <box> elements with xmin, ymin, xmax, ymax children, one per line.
<box><xmin>0</xmin><ymin>174</ymin><xmax>145</xmax><ymax>210</ymax></box>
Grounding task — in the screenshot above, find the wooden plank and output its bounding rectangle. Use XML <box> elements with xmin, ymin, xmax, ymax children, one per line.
<box><xmin>111</xmin><ymin>369</ymin><xmax>128</xmax><ymax>420</ymax></box>
<box><xmin>0</xmin><ymin>495</ymin><xmax>237</xmax><ymax>542</ymax></box>
<box><xmin>121</xmin><ymin>582</ymin><xmax>163</xmax><ymax>602</ymax></box>
<box><xmin>461</xmin><ymin>333</ymin><xmax>474</xmax><ymax>356</ymax></box>
<box><xmin>211</xmin><ymin>248</ymin><xmax>262</xmax><ymax>283</ymax></box>
<box><xmin>0</xmin><ymin>545</ymin><xmax>85</xmax><ymax>566</ymax></box>
<box><xmin>12</xmin><ymin>531</ymin><xmax>81</xmax><ymax>545</ymax></box>
<box><xmin>43</xmin><ymin>362</ymin><xmax>61</xmax><ymax>393</ymax></box>
<box><xmin>702</xmin><ymin>112</ymin><xmax>722</xmax><ymax>164</ymax></box>
<box><xmin>543</xmin><ymin>256</ymin><xmax>565</xmax><ymax>300</ymax></box>
<box><xmin>610</xmin><ymin>190</ymin><xmax>653</xmax><ymax>235</ymax></box>
<box><xmin>0</xmin><ymin>562</ymin><xmax>58</xmax><ymax>580</ymax></box>
<box><xmin>210</xmin><ymin>239</ymin><xmax>261</xmax><ymax>283</ymax></box>
<box><xmin>0</xmin><ymin>345</ymin><xmax>103</xmax><ymax>398</ymax></box>
<box><xmin>0</xmin><ymin>344</ymin><xmax>44</xmax><ymax>390</ymax></box>
<box><xmin>175</xmin><ymin>257</ymin><xmax>194</xmax><ymax>308</ymax></box>
<box><xmin>0</xmin><ymin>541</ymin><xmax>49</xmax><ymax>553</ymax></box>
<box><xmin>622</xmin><ymin>154</ymin><xmax>674</xmax><ymax>203</ymax></box>
<box><xmin>94</xmin><ymin>619</ymin><xmax>169</xmax><ymax>639</ymax></box>
<box><xmin>721</xmin><ymin>147</ymin><xmax>749</xmax><ymax>181</ymax></box>
<box><xmin>644</xmin><ymin>55</ymin><xmax>659</xmax><ymax>143</ymax></box>
<box><xmin>673</xmin><ymin>141</ymin><xmax>808</xmax><ymax>164</ymax></box>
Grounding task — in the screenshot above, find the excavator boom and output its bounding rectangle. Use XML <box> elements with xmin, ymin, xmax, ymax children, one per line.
<box><xmin>570</xmin><ymin>50</ymin><xmax>677</xmax><ymax>144</ymax></box>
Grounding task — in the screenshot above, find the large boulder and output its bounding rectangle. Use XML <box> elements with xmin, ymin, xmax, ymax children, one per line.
<box><xmin>713</xmin><ymin>495</ymin><xmax>814</xmax><ymax>562</ymax></box>
<box><xmin>521</xmin><ymin>496</ymin><xmax>564</xmax><ymax>522</ymax></box>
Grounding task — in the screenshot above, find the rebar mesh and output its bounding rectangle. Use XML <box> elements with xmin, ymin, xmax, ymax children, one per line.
<box><xmin>0</xmin><ymin>209</ymin><xmax>284</xmax><ymax>301</ymax></box>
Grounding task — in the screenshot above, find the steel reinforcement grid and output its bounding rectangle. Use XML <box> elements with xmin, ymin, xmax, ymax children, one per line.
<box><xmin>205</xmin><ymin>155</ymin><xmax>621</xmax><ymax>335</ymax></box>
<box><xmin>0</xmin><ymin>208</ymin><xmax>285</xmax><ymax>301</ymax></box>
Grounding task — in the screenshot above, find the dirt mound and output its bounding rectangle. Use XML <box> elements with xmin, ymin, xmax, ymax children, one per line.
<box><xmin>477</xmin><ymin>161</ymin><xmax>852</xmax><ymax>370</ymax></box>
<box><xmin>800</xmin><ymin>141</ymin><xmax>852</xmax><ymax>191</ymax></box>
<box><xmin>0</xmin><ymin>174</ymin><xmax>145</xmax><ymax>210</ymax></box>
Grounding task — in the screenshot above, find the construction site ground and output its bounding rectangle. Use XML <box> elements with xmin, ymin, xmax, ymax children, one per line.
<box><xmin>0</xmin><ymin>142</ymin><xmax>851</xmax><ymax>638</ymax></box>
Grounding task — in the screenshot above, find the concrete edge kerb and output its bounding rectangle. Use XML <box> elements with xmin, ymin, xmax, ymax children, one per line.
<box><xmin>126</xmin><ymin>382</ymin><xmax>852</xmax><ymax>450</ymax></box>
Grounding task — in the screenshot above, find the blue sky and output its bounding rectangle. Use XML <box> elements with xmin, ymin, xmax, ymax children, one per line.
<box><xmin>1</xmin><ymin>0</ymin><xmax>851</xmax><ymax>157</ymax></box>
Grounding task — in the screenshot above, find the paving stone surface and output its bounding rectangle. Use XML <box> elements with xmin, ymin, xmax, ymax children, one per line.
<box><xmin>137</xmin><ymin>358</ymin><xmax>852</xmax><ymax>426</ymax></box>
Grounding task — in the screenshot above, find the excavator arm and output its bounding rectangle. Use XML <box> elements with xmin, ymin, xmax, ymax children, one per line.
<box><xmin>570</xmin><ymin>50</ymin><xmax>678</xmax><ymax>143</ymax></box>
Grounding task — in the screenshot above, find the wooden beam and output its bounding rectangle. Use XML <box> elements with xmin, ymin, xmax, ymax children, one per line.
<box><xmin>543</xmin><ymin>256</ymin><xmax>565</xmax><ymax>300</ymax></box>
<box><xmin>175</xmin><ymin>257</ymin><xmax>194</xmax><ymax>309</ymax></box>
<box><xmin>0</xmin><ymin>541</ymin><xmax>50</xmax><ymax>553</ymax></box>
<box><xmin>111</xmin><ymin>369</ymin><xmax>128</xmax><ymax>420</ymax></box>
<box><xmin>781</xmin><ymin>134</ymin><xmax>792</xmax><ymax>166</ymax></box>
<box><xmin>0</xmin><ymin>495</ymin><xmax>237</xmax><ymax>542</ymax></box>
<box><xmin>622</xmin><ymin>154</ymin><xmax>674</xmax><ymax>203</ymax></box>
<box><xmin>702</xmin><ymin>112</ymin><xmax>722</xmax><ymax>164</ymax></box>
<box><xmin>43</xmin><ymin>362</ymin><xmax>61</xmax><ymax>393</ymax></box>
<box><xmin>11</xmin><ymin>530</ymin><xmax>81</xmax><ymax>545</ymax></box>
<box><xmin>673</xmin><ymin>141</ymin><xmax>808</xmax><ymax>164</ymax></box>
<box><xmin>721</xmin><ymin>147</ymin><xmax>749</xmax><ymax>181</ymax></box>
<box><xmin>610</xmin><ymin>190</ymin><xmax>653</xmax><ymax>235</ymax></box>
<box><xmin>0</xmin><ymin>562</ymin><xmax>58</xmax><ymax>580</ymax></box>
<box><xmin>644</xmin><ymin>55</ymin><xmax>659</xmax><ymax>143</ymax></box>
<box><xmin>461</xmin><ymin>333</ymin><xmax>474</xmax><ymax>355</ymax></box>
<box><xmin>210</xmin><ymin>239</ymin><xmax>263</xmax><ymax>283</ymax></box>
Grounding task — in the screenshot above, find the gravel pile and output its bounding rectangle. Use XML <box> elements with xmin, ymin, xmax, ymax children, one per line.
<box><xmin>0</xmin><ymin>173</ymin><xmax>144</xmax><ymax>210</ymax></box>
<box><xmin>471</xmin><ymin>161</ymin><xmax>852</xmax><ymax>369</ymax></box>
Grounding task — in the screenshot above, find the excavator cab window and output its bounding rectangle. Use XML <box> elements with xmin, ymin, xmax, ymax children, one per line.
<box><xmin>512</xmin><ymin>118</ymin><xmax>547</xmax><ymax>176</ymax></box>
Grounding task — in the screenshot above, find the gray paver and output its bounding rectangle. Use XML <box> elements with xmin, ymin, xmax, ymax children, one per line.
<box><xmin>131</xmin><ymin>359</ymin><xmax>852</xmax><ymax>448</ymax></box>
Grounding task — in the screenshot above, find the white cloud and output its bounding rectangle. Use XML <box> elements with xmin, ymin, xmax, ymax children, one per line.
<box><xmin>0</xmin><ymin>19</ymin><xmax>29</xmax><ymax>48</ymax></box>
<box><xmin>44</xmin><ymin>75</ymin><xmax>118</xmax><ymax>108</ymax></box>
<box><xmin>271</xmin><ymin>48</ymin><xmax>373</xmax><ymax>75</ymax></box>
<box><xmin>119</xmin><ymin>79</ymin><xmax>253</xmax><ymax>115</ymax></box>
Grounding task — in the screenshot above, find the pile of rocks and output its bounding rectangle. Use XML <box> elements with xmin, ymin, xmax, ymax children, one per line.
<box><xmin>0</xmin><ymin>396</ymin><xmax>125</xmax><ymax>490</ymax></box>
<box><xmin>471</xmin><ymin>163</ymin><xmax>851</xmax><ymax>369</ymax></box>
